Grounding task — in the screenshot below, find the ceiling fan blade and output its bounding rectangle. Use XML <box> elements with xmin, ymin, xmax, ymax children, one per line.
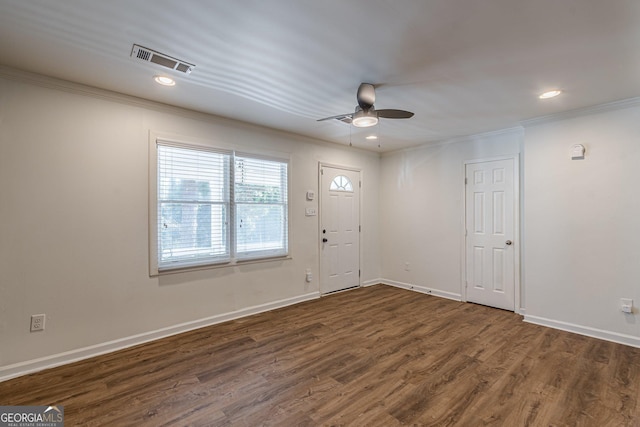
<box><xmin>357</xmin><ymin>83</ymin><xmax>376</xmax><ymax>110</ymax></box>
<box><xmin>376</xmin><ymin>109</ymin><xmax>414</xmax><ymax>119</ymax></box>
<box><xmin>317</xmin><ymin>113</ymin><xmax>353</xmax><ymax>122</ymax></box>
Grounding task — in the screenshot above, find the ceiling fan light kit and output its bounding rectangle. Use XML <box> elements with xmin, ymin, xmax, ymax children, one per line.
<box><xmin>352</xmin><ymin>109</ymin><xmax>379</xmax><ymax>127</ymax></box>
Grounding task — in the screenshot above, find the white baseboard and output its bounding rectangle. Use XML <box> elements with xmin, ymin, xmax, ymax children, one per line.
<box><xmin>7</xmin><ymin>286</ymin><xmax>637</xmax><ymax>383</ymax></box>
<box><xmin>361</xmin><ymin>278</ymin><xmax>384</xmax><ymax>287</ymax></box>
<box><xmin>0</xmin><ymin>292</ymin><xmax>320</xmax><ymax>383</ymax></box>
<box><xmin>524</xmin><ymin>314</ymin><xmax>640</xmax><ymax>348</ymax></box>
<box><xmin>380</xmin><ymin>279</ymin><xmax>462</xmax><ymax>301</ymax></box>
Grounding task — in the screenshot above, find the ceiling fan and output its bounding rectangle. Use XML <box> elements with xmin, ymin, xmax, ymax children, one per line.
<box><xmin>317</xmin><ymin>83</ymin><xmax>414</xmax><ymax>127</ymax></box>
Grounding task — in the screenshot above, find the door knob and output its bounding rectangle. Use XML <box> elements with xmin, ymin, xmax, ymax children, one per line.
<box><xmin>322</xmin><ymin>238</ymin><xmax>328</xmax><ymax>243</ymax></box>
<box><xmin>505</xmin><ymin>240</ymin><xmax>512</xmax><ymax>246</ymax></box>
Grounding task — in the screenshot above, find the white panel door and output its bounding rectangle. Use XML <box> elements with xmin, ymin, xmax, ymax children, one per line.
<box><xmin>465</xmin><ymin>158</ymin><xmax>516</xmax><ymax>311</ymax></box>
<box><xmin>320</xmin><ymin>166</ymin><xmax>360</xmax><ymax>294</ymax></box>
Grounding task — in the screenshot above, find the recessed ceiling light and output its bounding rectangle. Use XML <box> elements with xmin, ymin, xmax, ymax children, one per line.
<box><xmin>154</xmin><ymin>75</ymin><xmax>175</xmax><ymax>86</ymax></box>
<box><xmin>539</xmin><ymin>90</ymin><xmax>562</xmax><ymax>99</ymax></box>
<box><xmin>366</xmin><ymin>135</ymin><xmax>378</xmax><ymax>140</ymax></box>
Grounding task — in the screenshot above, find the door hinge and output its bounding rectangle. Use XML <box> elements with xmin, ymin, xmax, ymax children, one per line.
<box><xmin>359</xmin><ymin>181</ymin><xmax>362</xmax><ymax>188</ymax></box>
<box><xmin>359</xmin><ymin>225</ymin><xmax>361</xmax><ymax>232</ymax></box>
<box><xmin>465</xmin><ymin>177</ymin><xmax>468</xmax><ymax>184</ymax></box>
<box><xmin>359</xmin><ymin>270</ymin><xmax>361</xmax><ymax>277</ymax></box>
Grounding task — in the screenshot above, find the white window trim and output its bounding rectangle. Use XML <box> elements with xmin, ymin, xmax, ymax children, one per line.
<box><xmin>149</xmin><ymin>134</ymin><xmax>291</xmax><ymax>276</ymax></box>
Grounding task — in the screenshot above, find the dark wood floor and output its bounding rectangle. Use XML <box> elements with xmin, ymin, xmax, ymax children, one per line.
<box><xmin>2</xmin><ymin>285</ymin><xmax>640</xmax><ymax>426</ymax></box>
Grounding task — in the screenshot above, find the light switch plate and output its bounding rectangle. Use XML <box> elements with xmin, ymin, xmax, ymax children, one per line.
<box><xmin>621</xmin><ymin>298</ymin><xmax>633</xmax><ymax>313</ymax></box>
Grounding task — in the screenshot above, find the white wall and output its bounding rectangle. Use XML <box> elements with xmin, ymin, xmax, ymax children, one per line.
<box><xmin>379</xmin><ymin>129</ymin><xmax>523</xmax><ymax>301</ymax></box>
<box><xmin>4</xmin><ymin>70</ymin><xmax>640</xmax><ymax>380</ymax></box>
<box><xmin>0</xmin><ymin>74</ymin><xmax>381</xmax><ymax>375</ymax></box>
<box><xmin>379</xmin><ymin>100</ymin><xmax>640</xmax><ymax>347</ymax></box>
<box><xmin>523</xmin><ymin>102</ymin><xmax>640</xmax><ymax>345</ymax></box>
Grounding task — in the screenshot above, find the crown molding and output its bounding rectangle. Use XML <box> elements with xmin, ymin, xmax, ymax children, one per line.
<box><xmin>0</xmin><ymin>65</ymin><xmax>379</xmax><ymax>156</ymax></box>
<box><xmin>0</xmin><ymin>65</ymin><xmax>186</xmax><ymax>115</ymax></box>
<box><xmin>382</xmin><ymin>96</ymin><xmax>640</xmax><ymax>158</ymax></box>
<box><xmin>521</xmin><ymin>96</ymin><xmax>640</xmax><ymax>128</ymax></box>
<box><xmin>381</xmin><ymin>126</ymin><xmax>524</xmax><ymax>157</ymax></box>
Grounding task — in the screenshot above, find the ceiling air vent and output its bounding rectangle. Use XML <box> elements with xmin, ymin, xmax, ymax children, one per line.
<box><xmin>131</xmin><ymin>44</ymin><xmax>195</xmax><ymax>74</ymax></box>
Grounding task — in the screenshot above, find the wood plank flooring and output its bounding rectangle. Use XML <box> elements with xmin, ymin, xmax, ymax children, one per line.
<box><xmin>2</xmin><ymin>285</ymin><xmax>640</xmax><ymax>426</ymax></box>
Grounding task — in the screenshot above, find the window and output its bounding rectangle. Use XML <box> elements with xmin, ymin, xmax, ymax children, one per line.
<box><xmin>235</xmin><ymin>154</ymin><xmax>288</xmax><ymax>259</ymax></box>
<box><xmin>156</xmin><ymin>144</ymin><xmax>231</xmax><ymax>270</ymax></box>
<box><xmin>330</xmin><ymin>175</ymin><xmax>353</xmax><ymax>192</ymax></box>
<box><xmin>151</xmin><ymin>139</ymin><xmax>288</xmax><ymax>273</ymax></box>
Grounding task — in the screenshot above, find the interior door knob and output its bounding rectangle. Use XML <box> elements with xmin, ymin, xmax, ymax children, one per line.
<box><xmin>505</xmin><ymin>240</ymin><xmax>512</xmax><ymax>246</ymax></box>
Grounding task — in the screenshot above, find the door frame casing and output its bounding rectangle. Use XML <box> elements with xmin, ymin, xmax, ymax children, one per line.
<box><xmin>318</xmin><ymin>162</ymin><xmax>362</xmax><ymax>295</ymax></box>
<box><xmin>461</xmin><ymin>155</ymin><xmax>521</xmax><ymax>313</ymax></box>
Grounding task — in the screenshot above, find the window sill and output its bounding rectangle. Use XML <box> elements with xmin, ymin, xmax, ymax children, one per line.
<box><xmin>151</xmin><ymin>255</ymin><xmax>292</xmax><ymax>276</ymax></box>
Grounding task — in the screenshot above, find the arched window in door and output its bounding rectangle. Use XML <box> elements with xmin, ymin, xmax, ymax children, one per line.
<box><xmin>330</xmin><ymin>175</ymin><xmax>353</xmax><ymax>192</ymax></box>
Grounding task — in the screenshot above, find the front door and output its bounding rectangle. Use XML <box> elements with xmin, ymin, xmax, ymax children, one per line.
<box><xmin>320</xmin><ymin>166</ymin><xmax>360</xmax><ymax>294</ymax></box>
<box><xmin>465</xmin><ymin>157</ymin><xmax>517</xmax><ymax>311</ymax></box>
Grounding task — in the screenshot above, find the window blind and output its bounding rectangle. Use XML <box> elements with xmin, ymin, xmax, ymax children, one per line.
<box><xmin>157</xmin><ymin>143</ymin><xmax>231</xmax><ymax>269</ymax></box>
<box><xmin>152</xmin><ymin>140</ymin><xmax>290</xmax><ymax>272</ymax></box>
<box><xmin>234</xmin><ymin>154</ymin><xmax>288</xmax><ymax>259</ymax></box>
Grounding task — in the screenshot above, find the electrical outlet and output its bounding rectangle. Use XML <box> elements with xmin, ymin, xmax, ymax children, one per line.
<box><xmin>30</xmin><ymin>314</ymin><xmax>46</xmax><ymax>332</ymax></box>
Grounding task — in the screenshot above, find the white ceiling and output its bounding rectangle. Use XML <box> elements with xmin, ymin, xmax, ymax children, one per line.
<box><xmin>1</xmin><ymin>0</ymin><xmax>639</xmax><ymax>152</ymax></box>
